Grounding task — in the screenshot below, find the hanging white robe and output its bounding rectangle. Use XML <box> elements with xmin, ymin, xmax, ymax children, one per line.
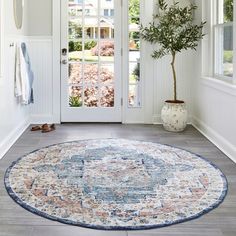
<box><xmin>14</xmin><ymin>43</ymin><xmax>30</xmax><ymax>105</ymax></box>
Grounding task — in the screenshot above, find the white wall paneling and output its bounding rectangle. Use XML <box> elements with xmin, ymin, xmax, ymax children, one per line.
<box><xmin>25</xmin><ymin>37</ymin><xmax>56</xmax><ymax>124</ymax></box>
<box><xmin>151</xmin><ymin>0</ymin><xmax>195</xmax><ymax>124</ymax></box>
<box><xmin>192</xmin><ymin>0</ymin><xmax>236</xmax><ymax>163</ymax></box>
<box><xmin>0</xmin><ymin>0</ymin><xmax>31</xmax><ymax>159</ymax></box>
<box><xmin>0</xmin><ymin>37</ymin><xmax>30</xmax><ymax>159</ymax></box>
<box><xmin>26</xmin><ymin>0</ymin><xmax>52</xmax><ymax>36</ymax></box>
<box><xmin>192</xmin><ymin>78</ymin><xmax>236</xmax><ymax>162</ymax></box>
<box><xmin>152</xmin><ymin>51</ymin><xmax>195</xmax><ymax>124</ymax></box>
<box><xmin>4</xmin><ymin>0</ymin><xmax>28</xmax><ymax>36</ymax></box>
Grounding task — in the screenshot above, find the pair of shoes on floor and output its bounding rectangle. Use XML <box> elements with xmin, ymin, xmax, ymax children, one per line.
<box><xmin>31</xmin><ymin>124</ymin><xmax>56</xmax><ymax>133</ymax></box>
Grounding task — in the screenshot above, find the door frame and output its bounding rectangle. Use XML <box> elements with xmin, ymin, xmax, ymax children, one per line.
<box><xmin>52</xmin><ymin>0</ymin><xmax>152</xmax><ymax>124</ymax></box>
<box><xmin>52</xmin><ymin>0</ymin><xmax>62</xmax><ymax>124</ymax></box>
<box><xmin>60</xmin><ymin>0</ymin><xmax>123</xmax><ymax>122</ymax></box>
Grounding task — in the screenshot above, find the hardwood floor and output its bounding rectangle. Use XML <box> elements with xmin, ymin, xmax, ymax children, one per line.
<box><xmin>0</xmin><ymin>124</ymin><xmax>235</xmax><ymax>236</ymax></box>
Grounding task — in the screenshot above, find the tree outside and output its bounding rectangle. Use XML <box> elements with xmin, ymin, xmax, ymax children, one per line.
<box><xmin>224</xmin><ymin>0</ymin><xmax>233</xmax><ymax>22</ymax></box>
<box><xmin>223</xmin><ymin>0</ymin><xmax>233</xmax><ymax>77</ymax></box>
<box><xmin>129</xmin><ymin>0</ymin><xmax>140</xmax><ymax>24</ymax></box>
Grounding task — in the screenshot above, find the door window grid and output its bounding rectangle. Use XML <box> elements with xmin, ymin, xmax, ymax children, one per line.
<box><xmin>68</xmin><ymin>0</ymin><xmax>115</xmax><ymax>108</ymax></box>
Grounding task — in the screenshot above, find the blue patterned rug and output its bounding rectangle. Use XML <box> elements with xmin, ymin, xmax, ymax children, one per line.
<box><xmin>5</xmin><ymin>139</ymin><xmax>227</xmax><ymax>230</ymax></box>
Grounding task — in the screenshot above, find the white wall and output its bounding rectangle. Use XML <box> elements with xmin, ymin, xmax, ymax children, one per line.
<box><xmin>26</xmin><ymin>0</ymin><xmax>52</xmax><ymax>36</ymax></box>
<box><xmin>153</xmin><ymin>51</ymin><xmax>194</xmax><ymax>123</ymax></box>
<box><xmin>125</xmin><ymin>0</ymin><xmax>194</xmax><ymax>124</ymax></box>
<box><xmin>27</xmin><ymin>0</ymin><xmax>58</xmax><ymax>124</ymax></box>
<box><xmin>27</xmin><ymin>37</ymin><xmax>54</xmax><ymax>124</ymax></box>
<box><xmin>0</xmin><ymin>0</ymin><xmax>30</xmax><ymax>158</ymax></box>
<box><xmin>151</xmin><ymin>0</ymin><xmax>195</xmax><ymax>123</ymax></box>
<box><xmin>192</xmin><ymin>0</ymin><xmax>236</xmax><ymax>162</ymax></box>
<box><xmin>3</xmin><ymin>0</ymin><xmax>28</xmax><ymax>36</ymax></box>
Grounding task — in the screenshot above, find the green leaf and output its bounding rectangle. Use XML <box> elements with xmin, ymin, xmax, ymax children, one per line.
<box><xmin>140</xmin><ymin>0</ymin><xmax>206</xmax><ymax>59</ymax></box>
<box><xmin>140</xmin><ymin>0</ymin><xmax>206</xmax><ymax>101</ymax></box>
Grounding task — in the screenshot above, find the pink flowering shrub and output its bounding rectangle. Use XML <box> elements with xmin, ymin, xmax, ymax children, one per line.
<box><xmin>69</xmin><ymin>64</ymin><xmax>115</xmax><ymax>107</ymax></box>
<box><xmin>91</xmin><ymin>41</ymin><xmax>114</xmax><ymax>56</ymax></box>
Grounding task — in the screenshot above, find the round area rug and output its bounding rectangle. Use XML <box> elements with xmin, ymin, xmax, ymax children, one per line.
<box><xmin>5</xmin><ymin>139</ymin><xmax>227</xmax><ymax>230</ymax></box>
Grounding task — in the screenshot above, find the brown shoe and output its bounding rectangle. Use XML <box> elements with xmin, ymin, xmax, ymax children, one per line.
<box><xmin>31</xmin><ymin>126</ymin><xmax>41</xmax><ymax>131</ymax></box>
<box><xmin>41</xmin><ymin>124</ymin><xmax>56</xmax><ymax>133</ymax></box>
<box><xmin>50</xmin><ymin>124</ymin><xmax>56</xmax><ymax>131</ymax></box>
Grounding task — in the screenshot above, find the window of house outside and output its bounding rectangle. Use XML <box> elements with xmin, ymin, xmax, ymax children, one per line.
<box><xmin>214</xmin><ymin>0</ymin><xmax>234</xmax><ymax>80</ymax></box>
<box><xmin>128</xmin><ymin>0</ymin><xmax>141</xmax><ymax>107</ymax></box>
<box><xmin>104</xmin><ymin>9</ymin><xmax>109</xmax><ymax>16</ymax></box>
<box><xmin>110</xmin><ymin>9</ymin><xmax>114</xmax><ymax>16</ymax></box>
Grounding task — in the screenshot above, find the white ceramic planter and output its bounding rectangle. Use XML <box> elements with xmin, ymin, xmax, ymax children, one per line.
<box><xmin>161</xmin><ymin>101</ymin><xmax>188</xmax><ymax>132</ymax></box>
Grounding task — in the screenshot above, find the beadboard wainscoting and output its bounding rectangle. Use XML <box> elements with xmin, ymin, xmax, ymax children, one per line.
<box><xmin>26</xmin><ymin>37</ymin><xmax>56</xmax><ymax>124</ymax></box>
<box><xmin>192</xmin><ymin>78</ymin><xmax>236</xmax><ymax>164</ymax></box>
<box><xmin>0</xmin><ymin>0</ymin><xmax>31</xmax><ymax>159</ymax></box>
<box><xmin>152</xmin><ymin>50</ymin><xmax>195</xmax><ymax>124</ymax></box>
<box><xmin>0</xmin><ymin>37</ymin><xmax>30</xmax><ymax>159</ymax></box>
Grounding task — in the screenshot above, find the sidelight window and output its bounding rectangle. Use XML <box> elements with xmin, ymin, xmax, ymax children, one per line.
<box><xmin>214</xmin><ymin>0</ymin><xmax>234</xmax><ymax>80</ymax></box>
<box><xmin>128</xmin><ymin>0</ymin><xmax>141</xmax><ymax>107</ymax></box>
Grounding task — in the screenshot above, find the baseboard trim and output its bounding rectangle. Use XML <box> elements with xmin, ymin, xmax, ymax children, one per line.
<box><xmin>192</xmin><ymin>116</ymin><xmax>236</xmax><ymax>164</ymax></box>
<box><xmin>123</xmin><ymin>121</ymin><xmax>152</xmax><ymax>124</ymax></box>
<box><xmin>152</xmin><ymin>115</ymin><xmax>162</xmax><ymax>124</ymax></box>
<box><xmin>152</xmin><ymin>114</ymin><xmax>193</xmax><ymax>125</ymax></box>
<box><xmin>30</xmin><ymin>115</ymin><xmax>60</xmax><ymax>124</ymax></box>
<box><xmin>0</xmin><ymin>119</ymin><xmax>30</xmax><ymax>159</ymax></box>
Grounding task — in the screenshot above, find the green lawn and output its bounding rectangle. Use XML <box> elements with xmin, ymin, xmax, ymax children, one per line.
<box><xmin>69</xmin><ymin>50</ymin><xmax>114</xmax><ymax>62</ymax></box>
<box><xmin>224</xmin><ymin>50</ymin><xmax>233</xmax><ymax>63</ymax></box>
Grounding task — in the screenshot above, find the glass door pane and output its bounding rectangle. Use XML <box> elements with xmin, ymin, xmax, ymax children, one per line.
<box><xmin>61</xmin><ymin>0</ymin><xmax>121</xmax><ymax>122</ymax></box>
<box><xmin>68</xmin><ymin>0</ymin><xmax>115</xmax><ymax>108</ymax></box>
<box><xmin>128</xmin><ymin>0</ymin><xmax>141</xmax><ymax>107</ymax></box>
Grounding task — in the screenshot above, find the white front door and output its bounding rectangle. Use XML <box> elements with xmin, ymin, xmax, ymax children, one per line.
<box><xmin>61</xmin><ymin>0</ymin><xmax>122</xmax><ymax>122</ymax></box>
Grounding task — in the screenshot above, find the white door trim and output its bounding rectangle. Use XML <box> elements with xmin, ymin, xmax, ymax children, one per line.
<box><xmin>52</xmin><ymin>0</ymin><xmax>61</xmax><ymax>123</ymax></box>
<box><xmin>52</xmin><ymin>0</ymin><xmax>153</xmax><ymax>124</ymax></box>
<box><xmin>60</xmin><ymin>0</ymin><xmax>123</xmax><ymax>123</ymax></box>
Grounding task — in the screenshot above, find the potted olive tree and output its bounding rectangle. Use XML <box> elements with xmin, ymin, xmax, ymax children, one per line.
<box><xmin>140</xmin><ymin>0</ymin><xmax>205</xmax><ymax>132</ymax></box>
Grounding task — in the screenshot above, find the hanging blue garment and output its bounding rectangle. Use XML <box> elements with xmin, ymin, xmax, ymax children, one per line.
<box><xmin>21</xmin><ymin>42</ymin><xmax>34</xmax><ymax>104</ymax></box>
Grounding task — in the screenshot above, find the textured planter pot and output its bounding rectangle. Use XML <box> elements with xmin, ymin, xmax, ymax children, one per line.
<box><xmin>161</xmin><ymin>101</ymin><xmax>188</xmax><ymax>132</ymax></box>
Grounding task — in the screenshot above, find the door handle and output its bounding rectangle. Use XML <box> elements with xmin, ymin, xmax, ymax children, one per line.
<box><xmin>62</xmin><ymin>48</ymin><xmax>67</xmax><ymax>55</ymax></box>
<box><xmin>61</xmin><ymin>59</ymin><xmax>67</xmax><ymax>65</ymax></box>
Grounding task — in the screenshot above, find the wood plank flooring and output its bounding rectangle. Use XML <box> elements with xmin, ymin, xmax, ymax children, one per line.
<box><xmin>0</xmin><ymin>124</ymin><xmax>235</xmax><ymax>236</ymax></box>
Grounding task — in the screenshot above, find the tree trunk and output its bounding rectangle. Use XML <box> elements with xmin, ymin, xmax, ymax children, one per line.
<box><xmin>171</xmin><ymin>52</ymin><xmax>177</xmax><ymax>101</ymax></box>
